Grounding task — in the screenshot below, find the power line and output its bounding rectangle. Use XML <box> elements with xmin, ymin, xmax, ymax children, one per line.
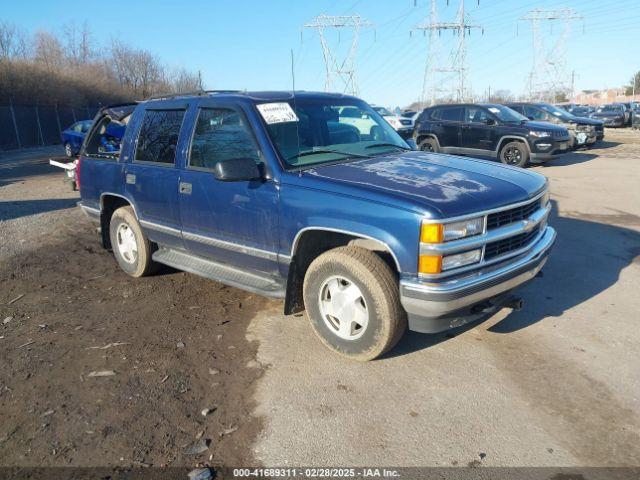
<box><xmin>519</xmin><ymin>8</ymin><xmax>583</xmax><ymax>102</ymax></box>
<box><xmin>303</xmin><ymin>14</ymin><xmax>373</xmax><ymax>95</ymax></box>
<box><xmin>415</xmin><ymin>0</ymin><xmax>483</xmax><ymax>104</ymax></box>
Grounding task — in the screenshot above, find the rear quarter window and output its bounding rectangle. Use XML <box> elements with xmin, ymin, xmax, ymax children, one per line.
<box><xmin>135</xmin><ymin>110</ymin><xmax>186</xmax><ymax>165</ymax></box>
<box><xmin>440</xmin><ymin>107</ymin><xmax>463</xmax><ymax>122</ymax></box>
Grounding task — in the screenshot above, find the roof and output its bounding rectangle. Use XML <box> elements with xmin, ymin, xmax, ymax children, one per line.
<box><xmin>140</xmin><ymin>90</ymin><xmax>360</xmax><ymax>104</ymax></box>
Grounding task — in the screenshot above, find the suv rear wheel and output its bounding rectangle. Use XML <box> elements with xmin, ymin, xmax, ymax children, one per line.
<box><xmin>499</xmin><ymin>141</ymin><xmax>529</xmax><ymax>168</ymax></box>
<box><xmin>418</xmin><ymin>137</ymin><xmax>439</xmax><ymax>153</ymax></box>
<box><xmin>109</xmin><ymin>206</ymin><xmax>157</xmax><ymax>277</ymax></box>
<box><xmin>303</xmin><ymin>246</ymin><xmax>406</xmax><ymax>361</ymax></box>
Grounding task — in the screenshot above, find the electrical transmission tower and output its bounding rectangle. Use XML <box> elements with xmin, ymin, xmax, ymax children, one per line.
<box><xmin>304</xmin><ymin>14</ymin><xmax>372</xmax><ymax>96</ymax></box>
<box><xmin>416</xmin><ymin>0</ymin><xmax>482</xmax><ymax>104</ymax></box>
<box><xmin>519</xmin><ymin>8</ymin><xmax>583</xmax><ymax>103</ymax></box>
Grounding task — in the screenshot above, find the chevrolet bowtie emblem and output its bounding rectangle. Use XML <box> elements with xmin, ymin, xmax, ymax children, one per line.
<box><xmin>522</xmin><ymin>219</ymin><xmax>535</xmax><ymax>232</ymax></box>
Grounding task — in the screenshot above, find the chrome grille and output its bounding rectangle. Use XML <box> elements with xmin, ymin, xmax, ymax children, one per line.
<box><xmin>484</xmin><ymin>226</ymin><xmax>541</xmax><ymax>260</ymax></box>
<box><xmin>486</xmin><ymin>198</ymin><xmax>541</xmax><ymax>230</ymax></box>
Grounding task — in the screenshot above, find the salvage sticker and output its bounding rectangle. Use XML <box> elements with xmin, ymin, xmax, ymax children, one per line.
<box><xmin>257</xmin><ymin>102</ymin><xmax>298</xmax><ymax>124</ymax></box>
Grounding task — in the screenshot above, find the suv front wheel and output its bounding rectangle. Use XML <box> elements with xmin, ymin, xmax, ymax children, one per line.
<box><xmin>303</xmin><ymin>246</ymin><xmax>406</xmax><ymax>361</ymax></box>
<box><xmin>418</xmin><ymin>137</ymin><xmax>439</xmax><ymax>153</ymax></box>
<box><xmin>499</xmin><ymin>141</ymin><xmax>529</xmax><ymax>168</ymax></box>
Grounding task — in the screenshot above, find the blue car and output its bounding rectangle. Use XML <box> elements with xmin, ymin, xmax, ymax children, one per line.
<box><xmin>61</xmin><ymin>120</ymin><xmax>93</xmax><ymax>157</ymax></box>
<box><xmin>77</xmin><ymin>92</ymin><xmax>555</xmax><ymax>361</ymax></box>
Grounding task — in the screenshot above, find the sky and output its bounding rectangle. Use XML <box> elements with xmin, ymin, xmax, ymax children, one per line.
<box><xmin>2</xmin><ymin>0</ymin><xmax>639</xmax><ymax>108</ymax></box>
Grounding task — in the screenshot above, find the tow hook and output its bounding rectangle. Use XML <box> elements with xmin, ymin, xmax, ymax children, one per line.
<box><xmin>504</xmin><ymin>296</ymin><xmax>524</xmax><ymax>311</ymax></box>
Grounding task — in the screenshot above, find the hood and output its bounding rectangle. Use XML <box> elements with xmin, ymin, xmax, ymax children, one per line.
<box><xmin>301</xmin><ymin>151</ymin><xmax>547</xmax><ymax>219</ymax></box>
<box><xmin>524</xmin><ymin>120</ymin><xmax>566</xmax><ymax>131</ymax></box>
<box><xmin>571</xmin><ymin>116</ymin><xmax>603</xmax><ymax>125</ymax></box>
<box><xmin>591</xmin><ymin>111</ymin><xmax>624</xmax><ymax>118</ymax></box>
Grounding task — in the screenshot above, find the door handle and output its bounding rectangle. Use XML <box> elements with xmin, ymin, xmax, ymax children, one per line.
<box><xmin>125</xmin><ymin>173</ymin><xmax>136</xmax><ymax>184</ymax></box>
<box><xmin>179</xmin><ymin>182</ymin><xmax>192</xmax><ymax>195</ymax></box>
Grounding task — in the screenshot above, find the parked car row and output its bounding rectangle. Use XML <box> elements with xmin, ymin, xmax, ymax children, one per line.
<box><xmin>557</xmin><ymin>102</ymin><xmax>640</xmax><ymax>127</ymax></box>
<box><xmin>408</xmin><ymin>101</ymin><xmax>603</xmax><ymax>168</ymax></box>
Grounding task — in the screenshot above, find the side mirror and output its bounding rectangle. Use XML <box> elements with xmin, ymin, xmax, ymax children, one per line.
<box><xmin>527</xmin><ymin>116</ymin><xmax>535</xmax><ymax>121</ymax></box>
<box><xmin>484</xmin><ymin>118</ymin><xmax>496</xmax><ymax>125</ymax></box>
<box><xmin>214</xmin><ymin>158</ymin><xmax>262</xmax><ymax>182</ymax></box>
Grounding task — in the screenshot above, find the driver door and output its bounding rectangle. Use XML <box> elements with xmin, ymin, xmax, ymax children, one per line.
<box><xmin>462</xmin><ymin>106</ymin><xmax>497</xmax><ymax>151</ymax></box>
<box><xmin>178</xmin><ymin>104</ymin><xmax>280</xmax><ymax>274</ymax></box>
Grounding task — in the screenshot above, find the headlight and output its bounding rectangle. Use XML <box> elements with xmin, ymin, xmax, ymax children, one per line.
<box><xmin>419</xmin><ymin>217</ymin><xmax>485</xmax><ymax>274</ymax></box>
<box><xmin>530</xmin><ymin>130</ymin><xmax>551</xmax><ymax>138</ymax></box>
<box><xmin>421</xmin><ymin>217</ymin><xmax>484</xmax><ymax>244</ymax></box>
<box><xmin>442</xmin><ymin>249</ymin><xmax>482</xmax><ymax>271</ymax></box>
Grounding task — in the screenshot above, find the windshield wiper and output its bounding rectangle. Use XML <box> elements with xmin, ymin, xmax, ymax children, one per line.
<box><xmin>285</xmin><ymin>148</ymin><xmax>370</xmax><ymax>162</ymax></box>
<box><xmin>364</xmin><ymin>143</ymin><xmax>411</xmax><ymax>151</ymax></box>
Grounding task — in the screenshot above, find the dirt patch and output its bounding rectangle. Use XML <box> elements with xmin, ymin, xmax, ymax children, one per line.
<box><xmin>0</xmin><ymin>220</ymin><xmax>270</xmax><ymax>468</ymax></box>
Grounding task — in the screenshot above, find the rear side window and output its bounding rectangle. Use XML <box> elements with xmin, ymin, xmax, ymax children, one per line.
<box><xmin>189</xmin><ymin>108</ymin><xmax>260</xmax><ymax>170</ymax></box>
<box><xmin>440</xmin><ymin>107</ymin><xmax>463</xmax><ymax>122</ymax></box>
<box><xmin>135</xmin><ymin>110</ymin><xmax>185</xmax><ymax>165</ymax></box>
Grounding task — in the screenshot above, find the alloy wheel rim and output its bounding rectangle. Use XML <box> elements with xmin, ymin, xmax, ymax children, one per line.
<box><xmin>505</xmin><ymin>147</ymin><xmax>522</xmax><ymax>164</ymax></box>
<box><xmin>318</xmin><ymin>275</ymin><xmax>369</xmax><ymax>340</ymax></box>
<box><xmin>116</xmin><ymin>223</ymin><xmax>138</xmax><ymax>264</ymax></box>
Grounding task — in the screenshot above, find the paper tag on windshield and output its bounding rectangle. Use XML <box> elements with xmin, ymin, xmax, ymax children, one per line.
<box><xmin>257</xmin><ymin>102</ymin><xmax>298</xmax><ymax>124</ymax></box>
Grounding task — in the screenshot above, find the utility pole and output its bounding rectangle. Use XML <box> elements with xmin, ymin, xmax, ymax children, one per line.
<box><xmin>416</xmin><ymin>0</ymin><xmax>482</xmax><ymax>103</ymax></box>
<box><xmin>519</xmin><ymin>8</ymin><xmax>583</xmax><ymax>103</ymax></box>
<box><xmin>304</xmin><ymin>14</ymin><xmax>372</xmax><ymax>96</ymax></box>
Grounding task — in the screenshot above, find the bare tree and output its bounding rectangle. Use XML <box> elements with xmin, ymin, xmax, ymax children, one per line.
<box><xmin>63</xmin><ymin>21</ymin><xmax>93</xmax><ymax>66</ymax></box>
<box><xmin>0</xmin><ymin>21</ymin><xmax>28</xmax><ymax>60</ymax></box>
<box><xmin>33</xmin><ymin>30</ymin><xmax>63</xmax><ymax>70</ymax></box>
<box><xmin>172</xmin><ymin>68</ymin><xmax>202</xmax><ymax>93</ymax></box>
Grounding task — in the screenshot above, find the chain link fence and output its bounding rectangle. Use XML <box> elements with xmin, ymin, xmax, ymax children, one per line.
<box><xmin>0</xmin><ymin>103</ymin><xmax>100</xmax><ymax>151</ymax></box>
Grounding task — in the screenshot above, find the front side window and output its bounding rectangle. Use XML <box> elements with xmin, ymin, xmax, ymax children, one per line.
<box><xmin>260</xmin><ymin>98</ymin><xmax>409</xmax><ymax>169</ymax></box>
<box><xmin>189</xmin><ymin>108</ymin><xmax>260</xmax><ymax>170</ymax></box>
<box><xmin>465</xmin><ymin>107</ymin><xmax>490</xmax><ymax>123</ymax></box>
<box><xmin>440</xmin><ymin>107</ymin><xmax>463</xmax><ymax>122</ymax></box>
<box><xmin>524</xmin><ymin>105</ymin><xmax>548</xmax><ymax>121</ymax></box>
<box><xmin>135</xmin><ymin>109</ymin><xmax>185</xmax><ymax>165</ymax></box>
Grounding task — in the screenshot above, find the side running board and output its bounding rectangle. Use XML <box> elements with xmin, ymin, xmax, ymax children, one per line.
<box><xmin>152</xmin><ymin>248</ymin><xmax>286</xmax><ymax>299</ymax></box>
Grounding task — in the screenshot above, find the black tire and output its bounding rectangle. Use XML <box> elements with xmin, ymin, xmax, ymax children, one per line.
<box><xmin>418</xmin><ymin>137</ymin><xmax>439</xmax><ymax>153</ymax></box>
<box><xmin>109</xmin><ymin>206</ymin><xmax>157</xmax><ymax>277</ymax></box>
<box><xmin>303</xmin><ymin>246</ymin><xmax>407</xmax><ymax>361</ymax></box>
<box><xmin>64</xmin><ymin>142</ymin><xmax>73</xmax><ymax>158</ymax></box>
<box><xmin>499</xmin><ymin>141</ymin><xmax>529</xmax><ymax>168</ymax></box>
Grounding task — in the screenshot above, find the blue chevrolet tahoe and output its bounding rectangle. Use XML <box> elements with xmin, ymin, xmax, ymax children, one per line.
<box><xmin>77</xmin><ymin>91</ymin><xmax>556</xmax><ymax>361</ymax></box>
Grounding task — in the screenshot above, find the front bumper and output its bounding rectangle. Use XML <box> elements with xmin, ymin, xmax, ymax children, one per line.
<box><xmin>530</xmin><ymin>138</ymin><xmax>571</xmax><ymax>161</ymax></box>
<box><xmin>400</xmin><ymin>226</ymin><xmax>556</xmax><ymax>333</ymax></box>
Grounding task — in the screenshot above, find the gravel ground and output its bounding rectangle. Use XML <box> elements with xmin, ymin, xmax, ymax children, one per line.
<box><xmin>1</xmin><ymin>130</ymin><xmax>639</xmax><ymax>472</ymax></box>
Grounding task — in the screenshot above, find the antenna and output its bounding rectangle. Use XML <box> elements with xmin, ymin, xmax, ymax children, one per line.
<box><xmin>290</xmin><ymin>49</ymin><xmax>302</xmax><ymax>176</ymax></box>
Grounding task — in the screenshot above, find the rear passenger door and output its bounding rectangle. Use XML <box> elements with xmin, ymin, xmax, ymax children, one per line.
<box><xmin>178</xmin><ymin>104</ymin><xmax>280</xmax><ymax>275</ymax></box>
<box><xmin>125</xmin><ymin>108</ymin><xmax>186</xmax><ymax>249</ymax></box>
<box><xmin>434</xmin><ymin>106</ymin><xmax>463</xmax><ymax>148</ymax></box>
<box><xmin>462</xmin><ymin>106</ymin><xmax>497</xmax><ymax>151</ymax></box>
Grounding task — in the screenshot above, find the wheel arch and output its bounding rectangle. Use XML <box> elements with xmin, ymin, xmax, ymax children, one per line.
<box><xmin>99</xmin><ymin>193</ymin><xmax>138</xmax><ymax>249</ymax></box>
<box><xmin>496</xmin><ymin>136</ymin><xmax>531</xmax><ymax>154</ymax></box>
<box><xmin>284</xmin><ymin>227</ymin><xmax>402</xmax><ymax>315</ymax></box>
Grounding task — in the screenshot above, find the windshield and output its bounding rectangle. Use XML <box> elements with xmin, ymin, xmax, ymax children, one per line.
<box><xmin>483</xmin><ymin>104</ymin><xmax>527</xmax><ymax>122</ymax></box>
<box><xmin>597</xmin><ymin>104</ymin><xmax>623</xmax><ymax>112</ymax></box>
<box><xmin>539</xmin><ymin>103</ymin><xmax>574</xmax><ymax>121</ymax></box>
<box><xmin>260</xmin><ymin>98</ymin><xmax>409</xmax><ymax>169</ymax></box>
